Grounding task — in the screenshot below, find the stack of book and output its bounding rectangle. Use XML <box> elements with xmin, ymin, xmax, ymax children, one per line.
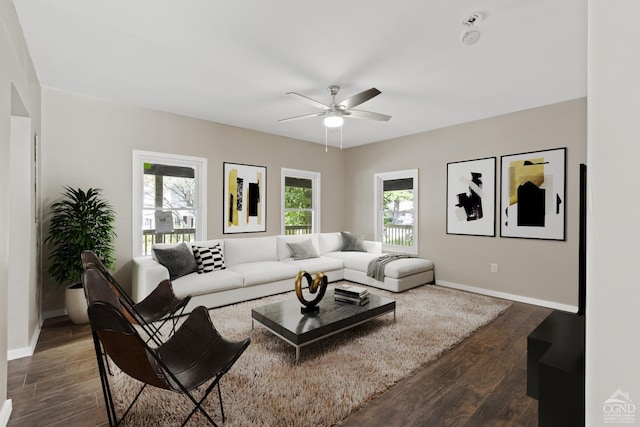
<box><xmin>334</xmin><ymin>284</ymin><xmax>369</xmax><ymax>306</ymax></box>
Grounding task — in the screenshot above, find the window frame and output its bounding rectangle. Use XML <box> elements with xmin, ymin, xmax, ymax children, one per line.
<box><xmin>281</xmin><ymin>168</ymin><xmax>321</xmax><ymax>235</ymax></box>
<box><xmin>132</xmin><ymin>150</ymin><xmax>207</xmax><ymax>256</ymax></box>
<box><xmin>374</xmin><ymin>169</ymin><xmax>419</xmax><ymax>255</ymax></box>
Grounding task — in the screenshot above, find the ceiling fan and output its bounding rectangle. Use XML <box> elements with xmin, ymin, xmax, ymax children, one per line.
<box><xmin>278</xmin><ymin>85</ymin><xmax>391</xmax><ymax>128</ymax></box>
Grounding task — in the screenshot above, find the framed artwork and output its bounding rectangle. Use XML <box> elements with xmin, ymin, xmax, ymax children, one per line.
<box><xmin>446</xmin><ymin>157</ymin><xmax>496</xmax><ymax>236</ymax></box>
<box><xmin>223</xmin><ymin>162</ymin><xmax>266</xmax><ymax>234</ymax></box>
<box><xmin>500</xmin><ymin>147</ymin><xmax>566</xmax><ymax>240</ymax></box>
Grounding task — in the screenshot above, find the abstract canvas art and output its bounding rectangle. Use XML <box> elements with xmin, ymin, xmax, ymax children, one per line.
<box><xmin>500</xmin><ymin>148</ymin><xmax>566</xmax><ymax>240</ymax></box>
<box><xmin>446</xmin><ymin>157</ymin><xmax>496</xmax><ymax>236</ymax></box>
<box><xmin>223</xmin><ymin>162</ymin><xmax>266</xmax><ymax>234</ymax></box>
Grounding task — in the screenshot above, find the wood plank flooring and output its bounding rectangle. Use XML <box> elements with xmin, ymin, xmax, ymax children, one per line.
<box><xmin>340</xmin><ymin>300</ymin><xmax>550</xmax><ymax>427</ymax></box>
<box><xmin>7</xmin><ymin>297</ymin><xmax>550</xmax><ymax>426</ymax></box>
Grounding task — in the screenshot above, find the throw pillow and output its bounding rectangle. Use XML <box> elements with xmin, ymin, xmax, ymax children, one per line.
<box><xmin>340</xmin><ymin>231</ymin><xmax>366</xmax><ymax>252</ymax></box>
<box><xmin>286</xmin><ymin>239</ymin><xmax>320</xmax><ymax>260</ymax></box>
<box><xmin>192</xmin><ymin>244</ymin><xmax>225</xmax><ymax>274</ymax></box>
<box><xmin>153</xmin><ymin>242</ymin><xmax>198</xmax><ymax>280</ymax></box>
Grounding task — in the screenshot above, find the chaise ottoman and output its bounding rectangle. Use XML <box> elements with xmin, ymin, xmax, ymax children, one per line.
<box><xmin>326</xmin><ymin>250</ymin><xmax>435</xmax><ymax>293</ymax></box>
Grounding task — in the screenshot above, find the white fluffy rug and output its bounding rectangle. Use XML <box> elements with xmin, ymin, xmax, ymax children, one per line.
<box><xmin>108</xmin><ymin>284</ymin><xmax>511</xmax><ymax>426</ymax></box>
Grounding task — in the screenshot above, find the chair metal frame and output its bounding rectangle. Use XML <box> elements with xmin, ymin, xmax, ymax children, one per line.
<box><xmin>84</xmin><ymin>268</ymin><xmax>250</xmax><ymax>426</ymax></box>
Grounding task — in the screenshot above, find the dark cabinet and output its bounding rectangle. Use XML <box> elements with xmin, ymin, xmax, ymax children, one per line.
<box><xmin>527</xmin><ymin>310</ymin><xmax>585</xmax><ymax>426</ymax></box>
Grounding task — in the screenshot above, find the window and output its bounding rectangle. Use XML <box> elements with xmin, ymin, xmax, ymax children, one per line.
<box><xmin>281</xmin><ymin>168</ymin><xmax>320</xmax><ymax>235</ymax></box>
<box><xmin>374</xmin><ymin>169</ymin><xmax>418</xmax><ymax>254</ymax></box>
<box><xmin>133</xmin><ymin>151</ymin><xmax>207</xmax><ymax>256</ymax></box>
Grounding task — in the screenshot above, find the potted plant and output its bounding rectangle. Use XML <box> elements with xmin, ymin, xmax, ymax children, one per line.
<box><xmin>45</xmin><ymin>187</ymin><xmax>117</xmax><ymax>323</ymax></box>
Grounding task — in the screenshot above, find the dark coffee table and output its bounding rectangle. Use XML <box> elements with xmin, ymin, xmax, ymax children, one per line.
<box><xmin>251</xmin><ymin>289</ymin><xmax>396</xmax><ymax>361</ymax></box>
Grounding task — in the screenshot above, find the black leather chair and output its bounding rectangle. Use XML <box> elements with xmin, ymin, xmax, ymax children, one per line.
<box><xmin>81</xmin><ymin>250</ymin><xmax>191</xmax><ymax>345</ymax></box>
<box><xmin>83</xmin><ymin>267</ymin><xmax>251</xmax><ymax>426</ymax></box>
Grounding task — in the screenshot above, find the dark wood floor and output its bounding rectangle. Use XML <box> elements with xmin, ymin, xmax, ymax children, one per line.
<box><xmin>7</xmin><ymin>299</ymin><xmax>550</xmax><ymax>426</ymax></box>
<box><xmin>341</xmin><ymin>301</ymin><xmax>550</xmax><ymax>427</ymax></box>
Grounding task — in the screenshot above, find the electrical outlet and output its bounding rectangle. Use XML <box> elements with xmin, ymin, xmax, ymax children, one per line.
<box><xmin>491</xmin><ymin>263</ymin><xmax>498</xmax><ymax>274</ymax></box>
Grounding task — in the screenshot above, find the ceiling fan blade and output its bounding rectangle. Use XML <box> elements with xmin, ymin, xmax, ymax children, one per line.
<box><xmin>278</xmin><ymin>112</ymin><xmax>325</xmax><ymax>123</ymax></box>
<box><xmin>345</xmin><ymin>109</ymin><xmax>391</xmax><ymax>121</ymax></box>
<box><xmin>286</xmin><ymin>92</ymin><xmax>330</xmax><ymax>110</ymax></box>
<box><xmin>338</xmin><ymin>88</ymin><xmax>381</xmax><ymax>109</ymax></box>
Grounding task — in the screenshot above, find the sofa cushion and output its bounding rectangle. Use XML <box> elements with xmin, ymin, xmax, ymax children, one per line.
<box><xmin>382</xmin><ymin>257</ymin><xmax>434</xmax><ymax>279</ymax></box>
<box><xmin>340</xmin><ymin>232</ymin><xmax>366</xmax><ymax>252</ymax></box>
<box><xmin>192</xmin><ymin>244</ymin><xmax>225</xmax><ymax>273</ymax></box>
<box><xmin>224</xmin><ymin>236</ymin><xmax>278</xmax><ymax>267</ymax></box>
<box><xmin>228</xmin><ymin>261</ymin><xmax>299</xmax><ymax>287</ymax></box>
<box><xmin>325</xmin><ymin>251</ymin><xmax>380</xmax><ymax>272</ymax></box>
<box><xmin>286</xmin><ymin>238</ymin><xmax>320</xmax><ymax>260</ymax></box>
<box><xmin>280</xmin><ymin>256</ymin><xmax>344</xmax><ymax>273</ymax></box>
<box><xmin>277</xmin><ymin>234</ymin><xmax>320</xmax><ymax>260</ymax></box>
<box><xmin>171</xmin><ymin>269</ymin><xmax>243</xmax><ymax>298</ymax></box>
<box><xmin>362</xmin><ymin>240</ymin><xmax>383</xmax><ymax>254</ymax></box>
<box><xmin>152</xmin><ymin>242</ymin><xmax>198</xmax><ymax>280</ymax></box>
<box><xmin>318</xmin><ymin>232</ymin><xmax>342</xmax><ymax>254</ymax></box>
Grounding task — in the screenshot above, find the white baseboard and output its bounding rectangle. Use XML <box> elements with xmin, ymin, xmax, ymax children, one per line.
<box><xmin>0</xmin><ymin>399</ymin><xmax>12</xmax><ymax>427</ymax></box>
<box><xmin>436</xmin><ymin>280</ymin><xmax>579</xmax><ymax>313</ymax></box>
<box><xmin>7</xmin><ymin>322</ymin><xmax>42</xmax><ymax>361</ymax></box>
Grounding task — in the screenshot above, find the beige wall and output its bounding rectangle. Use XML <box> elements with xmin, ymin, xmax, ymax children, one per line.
<box><xmin>1</xmin><ymin>0</ymin><xmax>42</xmax><ymax>419</ymax></box>
<box><xmin>344</xmin><ymin>98</ymin><xmax>587</xmax><ymax>308</ymax></box>
<box><xmin>40</xmin><ymin>88</ymin><xmax>346</xmax><ymax>313</ymax></box>
<box><xmin>40</xmin><ymin>90</ymin><xmax>587</xmax><ymax>313</ymax></box>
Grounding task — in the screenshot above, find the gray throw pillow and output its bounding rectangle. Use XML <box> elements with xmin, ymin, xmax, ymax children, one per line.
<box><xmin>341</xmin><ymin>232</ymin><xmax>366</xmax><ymax>252</ymax></box>
<box><xmin>286</xmin><ymin>239</ymin><xmax>320</xmax><ymax>260</ymax></box>
<box><xmin>153</xmin><ymin>242</ymin><xmax>198</xmax><ymax>280</ymax></box>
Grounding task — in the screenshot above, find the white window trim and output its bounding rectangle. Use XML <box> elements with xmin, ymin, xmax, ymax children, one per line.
<box><xmin>132</xmin><ymin>150</ymin><xmax>207</xmax><ymax>256</ymax></box>
<box><xmin>374</xmin><ymin>169</ymin><xmax>418</xmax><ymax>255</ymax></box>
<box><xmin>281</xmin><ymin>168</ymin><xmax>321</xmax><ymax>235</ymax></box>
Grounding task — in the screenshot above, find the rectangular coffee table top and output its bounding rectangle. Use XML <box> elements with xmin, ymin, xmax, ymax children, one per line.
<box><xmin>251</xmin><ymin>289</ymin><xmax>395</xmax><ymax>360</ymax></box>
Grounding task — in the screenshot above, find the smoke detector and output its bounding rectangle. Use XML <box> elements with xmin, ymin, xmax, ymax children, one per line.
<box><xmin>460</xmin><ymin>12</ymin><xmax>483</xmax><ymax>46</ymax></box>
<box><xmin>461</xmin><ymin>30</ymin><xmax>481</xmax><ymax>45</ymax></box>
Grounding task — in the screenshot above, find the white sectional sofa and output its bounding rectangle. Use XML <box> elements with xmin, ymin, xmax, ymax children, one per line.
<box><xmin>132</xmin><ymin>232</ymin><xmax>434</xmax><ymax>313</ymax></box>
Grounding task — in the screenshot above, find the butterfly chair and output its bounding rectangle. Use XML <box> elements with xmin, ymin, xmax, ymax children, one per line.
<box><xmin>81</xmin><ymin>250</ymin><xmax>191</xmax><ymax>345</ymax></box>
<box><xmin>84</xmin><ymin>268</ymin><xmax>251</xmax><ymax>427</ymax></box>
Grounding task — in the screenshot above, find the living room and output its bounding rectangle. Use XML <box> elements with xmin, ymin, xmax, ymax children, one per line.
<box><xmin>1</xmin><ymin>1</ymin><xmax>639</xmax><ymax>426</ymax></box>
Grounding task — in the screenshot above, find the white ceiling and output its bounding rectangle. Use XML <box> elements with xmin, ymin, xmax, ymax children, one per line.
<box><xmin>11</xmin><ymin>0</ymin><xmax>587</xmax><ymax>148</ymax></box>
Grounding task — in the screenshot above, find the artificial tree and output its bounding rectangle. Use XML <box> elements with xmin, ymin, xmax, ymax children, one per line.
<box><xmin>45</xmin><ymin>187</ymin><xmax>116</xmax><ymax>322</ymax></box>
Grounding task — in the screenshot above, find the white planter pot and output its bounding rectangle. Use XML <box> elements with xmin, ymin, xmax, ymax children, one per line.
<box><xmin>65</xmin><ymin>283</ymin><xmax>89</xmax><ymax>324</ymax></box>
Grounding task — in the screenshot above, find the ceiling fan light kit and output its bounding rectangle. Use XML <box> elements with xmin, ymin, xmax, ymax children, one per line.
<box><xmin>324</xmin><ymin>111</ymin><xmax>344</xmax><ymax>128</ymax></box>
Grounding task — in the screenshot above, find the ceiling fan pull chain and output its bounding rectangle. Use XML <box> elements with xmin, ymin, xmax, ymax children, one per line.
<box><xmin>325</xmin><ymin>126</ymin><xmax>328</xmax><ymax>152</ymax></box>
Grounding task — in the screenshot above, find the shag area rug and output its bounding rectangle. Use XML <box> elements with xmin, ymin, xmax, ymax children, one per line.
<box><xmin>108</xmin><ymin>284</ymin><xmax>511</xmax><ymax>426</ymax></box>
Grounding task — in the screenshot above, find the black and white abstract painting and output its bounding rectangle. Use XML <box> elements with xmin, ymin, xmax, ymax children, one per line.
<box><xmin>500</xmin><ymin>147</ymin><xmax>566</xmax><ymax>240</ymax></box>
<box><xmin>446</xmin><ymin>157</ymin><xmax>496</xmax><ymax>236</ymax></box>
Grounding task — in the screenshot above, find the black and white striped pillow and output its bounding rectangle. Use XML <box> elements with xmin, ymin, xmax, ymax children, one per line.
<box><xmin>192</xmin><ymin>244</ymin><xmax>225</xmax><ymax>274</ymax></box>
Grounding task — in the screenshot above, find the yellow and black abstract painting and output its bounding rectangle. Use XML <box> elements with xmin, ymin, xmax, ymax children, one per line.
<box><xmin>500</xmin><ymin>148</ymin><xmax>566</xmax><ymax>240</ymax></box>
<box><xmin>223</xmin><ymin>162</ymin><xmax>266</xmax><ymax>233</ymax></box>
